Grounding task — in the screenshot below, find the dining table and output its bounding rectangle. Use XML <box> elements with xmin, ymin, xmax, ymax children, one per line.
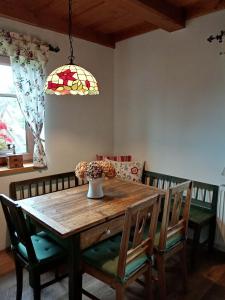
<box><xmin>19</xmin><ymin>178</ymin><xmax>163</xmax><ymax>300</ymax></box>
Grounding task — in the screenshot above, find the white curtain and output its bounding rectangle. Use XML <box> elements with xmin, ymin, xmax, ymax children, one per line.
<box><xmin>0</xmin><ymin>29</ymin><xmax>49</xmax><ymax>167</ymax></box>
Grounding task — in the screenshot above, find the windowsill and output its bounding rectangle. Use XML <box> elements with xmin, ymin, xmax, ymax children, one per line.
<box><xmin>0</xmin><ymin>162</ymin><xmax>35</xmax><ymax>177</ymax></box>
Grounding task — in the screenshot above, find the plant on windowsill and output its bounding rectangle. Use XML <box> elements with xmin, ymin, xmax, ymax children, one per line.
<box><xmin>0</xmin><ymin>120</ymin><xmax>14</xmax><ymax>156</ymax></box>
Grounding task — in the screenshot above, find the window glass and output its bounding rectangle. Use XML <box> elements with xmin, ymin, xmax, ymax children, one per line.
<box><xmin>0</xmin><ymin>97</ymin><xmax>26</xmax><ymax>153</ymax></box>
<box><xmin>0</xmin><ymin>65</ymin><xmax>16</xmax><ymax>94</ymax></box>
<box><xmin>0</xmin><ymin>62</ymin><xmax>27</xmax><ymax>154</ymax></box>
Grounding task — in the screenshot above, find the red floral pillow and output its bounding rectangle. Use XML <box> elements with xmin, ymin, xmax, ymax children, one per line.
<box><xmin>96</xmin><ymin>155</ymin><xmax>132</xmax><ymax>162</ymax></box>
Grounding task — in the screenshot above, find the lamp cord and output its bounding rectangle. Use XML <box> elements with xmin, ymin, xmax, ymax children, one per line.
<box><xmin>68</xmin><ymin>0</ymin><xmax>75</xmax><ymax>64</ymax></box>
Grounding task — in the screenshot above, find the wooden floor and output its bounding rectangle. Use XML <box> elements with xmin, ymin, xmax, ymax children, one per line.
<box><xmin>0</xmin><ymin>247</ymin><xmax>225</xmax><ymax>299</ymax></box>
<box><xmin>0</xmin><ymin>249</ymin><xmax>14</xmax><ymax>277</ymax></box>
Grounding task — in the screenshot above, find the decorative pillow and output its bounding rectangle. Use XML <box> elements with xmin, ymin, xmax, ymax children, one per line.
<box><xmin>107</xmin><ymin>160</ymin><xmax>144</xmax><ymax>183</ymax></box>
<box><xmin>96</xmin><ymin>155</ymin><xmax>132</xmax><ymax>162</ymax></box>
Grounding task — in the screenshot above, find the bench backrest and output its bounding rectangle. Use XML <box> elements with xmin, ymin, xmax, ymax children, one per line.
<box><xmin>142</xmin><ymin>171</ymin><xmax>219</xmax><ymax>213</ymax></box>
<box><xmin>9</xmin><ymin>171</ymin><xmax>79</xmax><ymax>200</ymax></box>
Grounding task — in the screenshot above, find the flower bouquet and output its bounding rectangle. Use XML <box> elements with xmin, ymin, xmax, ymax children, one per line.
<box><xmin>75</xmin><ymin>160</ymin><xmax>116</xmax><ymax>199</ymax></box>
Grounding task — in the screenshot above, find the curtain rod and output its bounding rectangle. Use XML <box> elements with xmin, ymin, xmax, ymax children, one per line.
<box><xmin>207</xmin><ymin>30</ymin><xmax>225</xmax><ymax>43</ymax></box>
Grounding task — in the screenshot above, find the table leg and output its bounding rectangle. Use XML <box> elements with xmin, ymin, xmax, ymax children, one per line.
<box><xmin>68</xmin><ymin>234</ymin><xmax>82</xmax><ymax>300</ymax></box>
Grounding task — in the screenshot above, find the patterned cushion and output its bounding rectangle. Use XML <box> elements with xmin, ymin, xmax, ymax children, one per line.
<box><xmin>108</xmin><ymin>160</ymin><xmax>144</xmax><ymax>183</ymax></box>
<box><xmin>96</xmin><ymin>155</ymin><xmax>132</xmax><ymax>162</ymax></box>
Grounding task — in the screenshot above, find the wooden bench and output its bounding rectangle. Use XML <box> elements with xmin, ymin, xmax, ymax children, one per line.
<box><xmin>9</xmin><ymin>171</ymin><xmax>82</xmax><ymax>244</ymax></box>
<box><xmin>142</xmin><ymin>170</ymin><xmax>219</xmax><ymax>267</ymax></box>
<box><xmin>9</xmin><ymin>171</ymin><xmax>80</xmax><ymax>200</ymax></box>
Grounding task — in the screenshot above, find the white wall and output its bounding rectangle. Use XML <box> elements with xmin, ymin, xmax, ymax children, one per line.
<box><xmin>0</xmin><ymin>18</ymin><xmax>114</xmax><ymax>250</ymax></box>
<box><xmin>114</xmin><ymin>10</ymin><xmax>225</xmax><ymax>184</ymax></box>
<box><xmin>114</xmin><ymin>10</ymin><xmax>225</xmax><ymax>250</ymax></box>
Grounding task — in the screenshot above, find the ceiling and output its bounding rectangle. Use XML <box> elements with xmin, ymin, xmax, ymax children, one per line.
<box><xmin>0</xmin><ymin>0</ymin><xmax>225</xmax><ymax>48</ymax></box>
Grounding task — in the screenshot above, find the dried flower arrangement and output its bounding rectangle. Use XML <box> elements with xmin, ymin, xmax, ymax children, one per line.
<box><xmin>75</xmin><ymin>160</ymin><xmax>115</xmax><ymax>181</ymax></box>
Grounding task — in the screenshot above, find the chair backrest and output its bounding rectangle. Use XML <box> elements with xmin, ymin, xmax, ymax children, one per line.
<box><xmin>0</xmin><ymin>194</ymin><xmax>37</xmax><ymax>263</ymax></box>
<box><xmin>9</xmin><ymin>171</ymin><xmax>79</xmax><ymax>200</ymax></box>
<box><xmin>142</xmin><ymin>171</ymin><xmax>218</xmax><ymax>213</ymax></box>
<box><xmin>117</xmin><ymin>193</ymin><xmax>161</xmax><ymax>279</ymax></box>
<box><xmin>157</xmin><ymin>181</ymin><xmax>193</xmax><ymax>252</ymax></box>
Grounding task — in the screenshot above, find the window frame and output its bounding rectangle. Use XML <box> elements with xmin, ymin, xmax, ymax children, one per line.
<box><xmin>0</xmin><ymin>56</ymin><xmax>34</xmax><ymax>163</ymax></box>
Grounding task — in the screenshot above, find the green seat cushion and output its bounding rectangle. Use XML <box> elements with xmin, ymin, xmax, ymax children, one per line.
<box><xmin>43</xmin><ymin>229</ymin><xmax>70</xmax><ymax>250</ymax></box>
<box><xmin>155</xmin><ymin>223</ymin><xmax>183</xmax><ymax>250</ymax></box>
<box><xmin>189</xmin><ymin>206</ymin><xmax>215</xmax><ymax>224</ymax></box>
<box><xmin>18</xmin><ymin>231</ymin><xmax>65</xmax><ymax>263</ymax></box>
<box><xmin>82</xmin><ymin>234</ymin><xmax>148</xmax><ymax>283</ymax></box>
<box><xmin>24</xmin><ymin>215</ymin><xmax>69</xmax><ymax>250</ymax></box>
<box><xmin>170</xmin><ymin>197</ymin><xmax>215</xmax><ymax>225</ymax></box>
<box><xmin>144</xmin><ymin>223</ymin><xmax>183</xmax><ymax>251</ymax></box>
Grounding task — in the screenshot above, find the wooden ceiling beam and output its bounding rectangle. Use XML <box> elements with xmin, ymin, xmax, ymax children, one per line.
<box><xmin>114</xmin><ymin>22</ymin><xmax>157</xmax><ymax>42</ymax></box>
<box><xmin>186</xmin><ymin>0</ymin><xmax>225</xmax><ymax>19</ymax></box>
<box><xmin>121</xmin><ymin>0</ymin><xmax>185</xmax><ymax>32</ymax></box>
<box><xmin>74</xmin><ymin>26</ymin><xmax>115</xmax><ymax>48</ymax></box>
<box><xmin>0</xmin><ymin>1</ymin><xmax>115</xmax><ymax>48</ymax></box>
<box><xmin>1</xmin><ymin>0</ymin><xmax>224</xmax><ymax>47</ymax></box>
<box><xmin>166</xmin><ymin>0</ymin><xmax>203</xmax><ymax>7</ymax></box>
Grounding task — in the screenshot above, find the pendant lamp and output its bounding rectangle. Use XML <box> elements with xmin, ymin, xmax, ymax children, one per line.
<box><xmin>45</xmin><ymin>0</ymin><xmax>99</xmax><ymax>96</ymax></box>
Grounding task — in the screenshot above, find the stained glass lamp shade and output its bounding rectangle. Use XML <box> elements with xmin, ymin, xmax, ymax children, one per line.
<box><xmin>44</xmin><ymin>0</ymin><xmax>99</xmax><ymax>96</ymax></box>
<box><xmin>45</xmin><ymin>65</ymin><xmax>99</xmax><ymax>95</ymax></box>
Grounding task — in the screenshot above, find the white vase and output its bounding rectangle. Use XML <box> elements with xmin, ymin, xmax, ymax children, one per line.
<box><xmin>87</xmin><ymin>178</ymin><xmax>104</xmax><ymax>199</ymax></box>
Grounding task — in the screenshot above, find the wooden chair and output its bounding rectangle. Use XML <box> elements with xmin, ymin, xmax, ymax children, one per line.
<box><xmin>142</xmin><ymin>171</ymin><xmax>219</xmax><ymax>267</ymax></box>
<box><xmin>0</xmin><ymin>194</ymin><xmax>67</xmax><ymax>300</ymax></box>
<box><xmin>154</xmin><ymin>181</ymin><xmax>193</xmax><ymax>300</ymax></box>
<box><xmin>81</xmin><ymin>193</ymin><xmax>161</xmax><ymax>300</ymax></box>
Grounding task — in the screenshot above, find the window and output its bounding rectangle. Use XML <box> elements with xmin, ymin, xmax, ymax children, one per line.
<box><xmin>0</xmin><ymin>56</ymin><xmax>33</xmax><ymax>161</ymax></box>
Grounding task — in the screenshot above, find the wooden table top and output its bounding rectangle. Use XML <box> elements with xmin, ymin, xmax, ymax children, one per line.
<box><xmin>20</xmin><ymin>178</ymin><xmax>162</xmax><ymax>238</ymax></box>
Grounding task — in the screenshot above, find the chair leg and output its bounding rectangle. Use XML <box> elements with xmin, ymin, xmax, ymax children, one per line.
<box><xmin>55</xmin><ymin>267</ymin><xmax>59</xmax><ymax>280</ymax></box>
<box><xmin>116</xmin><ymin>285</ymin><xmax>125</xmax><ymax>300</ymax></box>
<box><xmin>208</xmin><ymin>217</ymin><xmax>216</xmax><ymax>253</ymax></box>
<box><xmin>144</xmin><ymin>263</ymin><xmax>153</xmax><ymax>300</ymax></box>
<box><xmin>30</xmin><ymin>272</ymin><xmax>41</xmax><ymax>300</ymax></box>
<box><xmin>179</xmin><ymin>243</ymin><xmax>188</xmax><ymax>293</ymax></box>
<box><xmin>156</xmin><ymin>254</ymin><xmax>167</xmax><ymax>300</ymax></box>
<box><xmin>15</xmin><ymin>258</ymin><xmax>23</xmax><ymax>300</ymax></box>
<box><xmin>191</xmin><ymin>226</ymin><xmax>201</xmax><ymax>270</ymax></box>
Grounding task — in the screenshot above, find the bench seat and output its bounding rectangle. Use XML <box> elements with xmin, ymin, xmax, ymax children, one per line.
<box><xmin>142</xmin><ymin>170</ymin><xmax>219</xmax><ymax>268</ymax></box>
<box><xmin>189</xmin><ymin>206</ymin><xmax>215</xmax><ymax>225</ymax></box>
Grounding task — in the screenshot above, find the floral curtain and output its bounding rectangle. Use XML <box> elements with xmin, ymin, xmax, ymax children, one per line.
<box><xmin>0</xmin><ymin>29</ymin><xmax>49</xmax><ymax>167</ymax></box>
